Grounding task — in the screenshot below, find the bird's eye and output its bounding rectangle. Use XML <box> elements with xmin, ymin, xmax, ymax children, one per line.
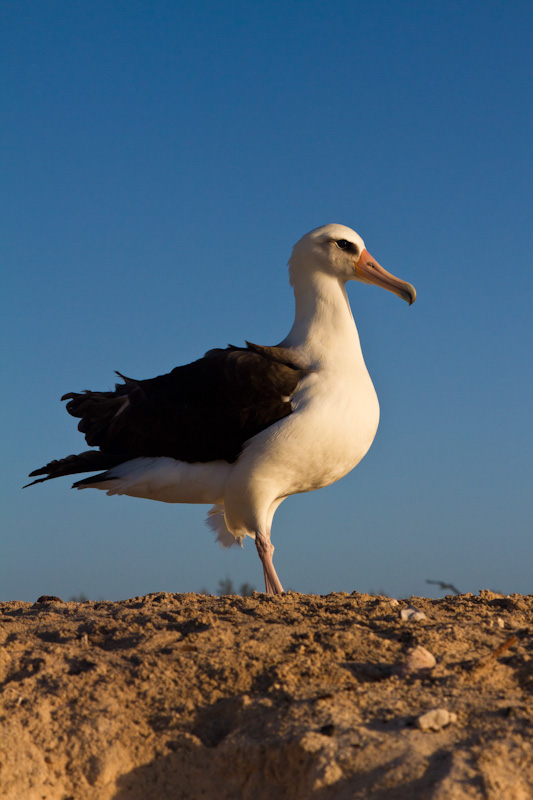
<box><xmin>336</xmin><ymin>239</ymin><xmax>350</xmax><ymax>250</ymax></box>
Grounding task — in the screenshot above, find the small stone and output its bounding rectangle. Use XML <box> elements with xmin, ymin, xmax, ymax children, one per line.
<box><xmin>389</xmin><ymin>599</ymin><xmax>400</xmax><ymax>607</ymax></box>
<box><xmin>497</xmin><ymin>617</ymin><xmax>505</xmax><ymax>628</ymax></box>
<box><xmin>417</xmin><ymin>708</ymin><xmax>457</xmax><ymax>731</ymax></box>
<box><xmin>400</xmin><ymin>645</ymin><xmax>436</xmax><ymax>675</ymax></box>
<box><xmin>400</xmin><ymin>605</ymin><xmax>427</xmax><ymax>621</ymax></box>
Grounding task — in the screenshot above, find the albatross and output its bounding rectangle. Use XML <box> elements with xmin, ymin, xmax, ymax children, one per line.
<box><xmin>27</xmin><ymin>224</ymin><xmax>416</xmax><ymax>595</ymax></box>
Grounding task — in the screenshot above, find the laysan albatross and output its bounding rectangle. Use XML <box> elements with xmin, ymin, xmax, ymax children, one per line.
<box><xmin>27</xmin><ymin>224</ymin><xmax>416</xmax><ymax>595</ymax></box>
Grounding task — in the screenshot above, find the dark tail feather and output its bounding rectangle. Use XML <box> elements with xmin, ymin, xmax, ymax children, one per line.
<box><xmin>25</xmin><ymin>451</ymin><xmax>129</xmax><ymax>488</ymax></box>
<box><xmin>61</xmin><ymin>373</ymin><xmax>139</xmax><ymax>448</ymax></box>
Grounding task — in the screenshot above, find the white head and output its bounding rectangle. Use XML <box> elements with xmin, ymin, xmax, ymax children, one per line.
<box><xmin>289</xmin><ymin>223</ymin><xmax>416</xmax><ymax>304</ymax></box>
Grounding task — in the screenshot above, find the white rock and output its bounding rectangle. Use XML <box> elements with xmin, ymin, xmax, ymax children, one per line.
<box><xmin>417</xmin><ymin>708</ymin><xmax>457</xmax><ymax>731</ymax></box>
<box><xmin>400</xmin><ymin>605</ymin><xmax>427</xmax><ymax>621</ymax></box>
<box><xmin>401</xmin><ymin>645</ymin><xmax>436</xmax><ymax>674</ymax></box>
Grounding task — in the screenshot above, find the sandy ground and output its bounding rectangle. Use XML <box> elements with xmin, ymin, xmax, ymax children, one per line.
<box><xmin>0</xmin><ymin>591</ymin><xmax>532</xmax><ymax>800</ymax></box>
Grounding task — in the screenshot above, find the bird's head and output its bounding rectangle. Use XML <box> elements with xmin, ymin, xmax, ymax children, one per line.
<box><xmin>289</xmin><ymin>224</ymin><xmax>416</xmax><ymax>305</ymax></box>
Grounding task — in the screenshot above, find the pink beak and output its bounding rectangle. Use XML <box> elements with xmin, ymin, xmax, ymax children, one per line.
<box><xmin>355</xmin><ymin>249</ymin><xmax>416</xmax><ymax>305</ymax></box>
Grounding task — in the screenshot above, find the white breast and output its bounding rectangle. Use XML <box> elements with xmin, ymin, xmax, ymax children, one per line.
<box><xmin>245</xmin><ymin>364</ymin><xmax>379</xmax><ymax>494</ymax></box>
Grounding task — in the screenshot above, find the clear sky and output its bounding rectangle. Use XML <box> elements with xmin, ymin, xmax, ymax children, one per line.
<box><xmin>1</xmin><ymin>0</ymin><xmax>532</xmax><ymax>601</ymax></box>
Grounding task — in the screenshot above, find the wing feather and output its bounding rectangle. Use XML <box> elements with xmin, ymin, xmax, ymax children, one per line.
<box><xmin>62</xmin><ymin>344</ymin><xmax>307</xmax><ymax>464</ymax></box>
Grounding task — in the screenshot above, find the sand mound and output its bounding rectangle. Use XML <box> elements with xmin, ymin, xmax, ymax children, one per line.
<box><xmin>1</xmin><ymin>591</ymin><xmax>532</xmax><ymax>799</ymax></box>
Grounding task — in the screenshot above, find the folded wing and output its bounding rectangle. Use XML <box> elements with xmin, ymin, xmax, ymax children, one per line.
<box><xmin>27</xmin><ymin>343</ymin><xmax>307</xmax><ymax>485</ymax></box>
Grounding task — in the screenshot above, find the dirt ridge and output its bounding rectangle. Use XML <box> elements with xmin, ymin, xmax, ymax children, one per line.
<box><xmin>1</xmin><ymin>591</ymin><xmax>532</xmax><ymax>799</ymax></box>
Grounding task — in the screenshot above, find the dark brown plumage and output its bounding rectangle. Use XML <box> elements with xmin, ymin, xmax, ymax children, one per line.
<box><xmin>26</xmin><ymin>342</ymin><xmax>308</xmax><ymax>486</ymax></box>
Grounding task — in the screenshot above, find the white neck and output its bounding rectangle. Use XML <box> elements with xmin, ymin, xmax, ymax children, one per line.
<box><xmin>280</xmin><ymin>270</ymin><xmax>365</xmax><ymax>368</ymax></box>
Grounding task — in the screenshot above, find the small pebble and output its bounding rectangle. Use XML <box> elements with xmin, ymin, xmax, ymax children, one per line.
<box><xmin>417</xmin><ymin>708</ymin><xmax>457</xmax><ymax>731</ymax></box>
<box><xmin>400</xmin><ymin>605</ymin><xmax>427</xmax><ymax>622</ymax></box>
<box><xmin>400</xmin><ymin>645</ymin><xmax>436</xmax><ymax>675</ymax></box>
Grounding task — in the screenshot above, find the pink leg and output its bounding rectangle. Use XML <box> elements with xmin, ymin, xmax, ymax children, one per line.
<box><xmin>255</xmin><ymin>531</ymin><xmax>284</xmax><ymax>595</ymax></box>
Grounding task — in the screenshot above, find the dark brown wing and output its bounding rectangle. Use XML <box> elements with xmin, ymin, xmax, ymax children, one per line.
<box><xmin>60</xmin><ymin>343</ymin><xmax>307</xmax><ymax>464</ymax></box>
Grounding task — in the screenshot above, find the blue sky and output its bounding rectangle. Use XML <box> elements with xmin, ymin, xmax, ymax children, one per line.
<box><xmin>2</xmin><ymin>0</ymin><xmax>531</xmax><ymax>601</ymax></box>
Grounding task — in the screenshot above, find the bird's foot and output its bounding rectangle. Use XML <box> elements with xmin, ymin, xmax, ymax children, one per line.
<box><xmin>255</xmin><ymin>531</ymin><xmax>284</xmax><ymax>595</ymax></box>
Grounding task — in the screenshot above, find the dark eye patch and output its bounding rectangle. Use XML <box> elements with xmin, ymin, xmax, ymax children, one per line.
<box><xmin>336</xmin><ymin>239</ymin><xmax>356</xmax><ymax>254</ymax></box>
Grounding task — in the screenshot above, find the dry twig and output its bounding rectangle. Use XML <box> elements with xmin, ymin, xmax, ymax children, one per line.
<box><xmin>464</xmin><ymin>635</ymin><xmax>519</xmax><ymax>681</ymax></box>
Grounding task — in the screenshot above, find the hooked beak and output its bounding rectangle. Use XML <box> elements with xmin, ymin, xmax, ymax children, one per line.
<box><xmin>355</xmin><ymin>249</ymin><xmax>416</xmax><ymax>305</ymax></box>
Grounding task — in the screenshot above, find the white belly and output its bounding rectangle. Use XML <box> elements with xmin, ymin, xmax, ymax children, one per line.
<box><xmin>223</xmin><ymin>368</ymin><xmax>380</xmax><ymax>536</ymax></box>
